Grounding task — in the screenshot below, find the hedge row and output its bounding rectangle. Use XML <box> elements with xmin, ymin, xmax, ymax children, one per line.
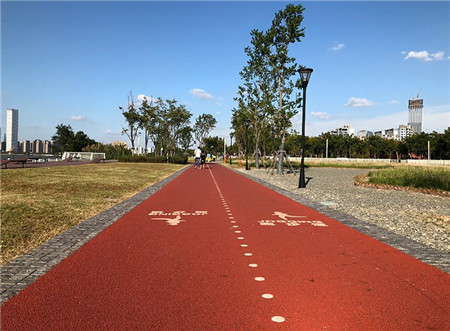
<box><xmin>118</xmin><ymin>155</ymin><xmax>188</xmax><ymax>164</ymax></box>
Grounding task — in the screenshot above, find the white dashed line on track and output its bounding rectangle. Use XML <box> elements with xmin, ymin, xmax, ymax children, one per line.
<box><xmin>207</xmin><ymin>166</ymin><xmax>282</xmax><ymax>326</ymax></box>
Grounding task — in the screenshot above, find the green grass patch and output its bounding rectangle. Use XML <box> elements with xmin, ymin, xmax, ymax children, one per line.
<box><xmin>227</xmin><ymin>158</ymin><xmax>393</xmax><ymax>170</ymax></box>
<box><xmin>363</xmin><ymin>166</ymin><xmax>450</xmax><ymax>192</ymax></box>
<box><xmin>0</xmin><ymin>162</ymin><xmax>186</xmax><ymax>264</ymax></box>
<box><xmin>303</xmin><ymin>161</ymin><xmax>393</xmax><ymax>169</ymax></box>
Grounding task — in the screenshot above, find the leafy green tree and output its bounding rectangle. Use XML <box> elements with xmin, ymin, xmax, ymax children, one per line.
<box><xmin>203</xmin><ymin>136</ymin><xmax>224</xmax><ymax>158</ymax></box>
<box><xmin>165</xmin><ymin>99</ymin><xmax>192</xmax><ymax>156</ymax></box>
<box><xmin>52</xmin><ymin>124</ymin><xmax>96</xmax><ymax>154</ymax></box>
<box><xmin>434</xmin><ymin>128</ymin><xmax>450</xmax><ymax>159</ymax></box>
<box><xmin>52</xmin><ymin>124</ymin><xmax>75</xmax><ymax>155</ymax></box>
<box><xmin>73</xmin><ymin>131</ymin><xmax>96</xmax><ymax>152</ymax></box>
<box><xmin>267</xmin><ymin>4</ymin><xmax>306</xmax><ymax>173</ymax></box>
<box><xmin>193</xmin><ymin>114</ymin><xmax>217</xmax><ymax>146</ymax></box>
<box><xmin>178</xmin><ymin>126</ymin><xmax>193</xmax><ymax>155</ymax></box>
<box><xmin>84</xmin><ymin>142</ymin><xmax>132</xmax><ymax>159</ymax></box>
<box><xmin>236</xmin><ymin>29</ymin><xmax>276</xmax><ymax>168</ymax></box>
<box><xmin>404</xmin><ymin>132</ymin><xmax>430</xmax><ymax>158</ymax></box>
<box><xmin>120</xmin><ymin>92</ymin><xmax>140</xmax><ymax>152</ymax></box>
<box><xmin>233</xmin><ymin>4</ymin><xmax>306</xmax><ymax>173</ymax></box>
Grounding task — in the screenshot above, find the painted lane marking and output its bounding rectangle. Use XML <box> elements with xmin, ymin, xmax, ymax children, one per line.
<box><xmin>271</xmin><ymin>316</ymin><xmax>286</xmax><ymax>323</ymax></box>
<box><xmin>149</xmin><ymin>211</ymin><xmax>208</xmax><ymax>226</ymax></box>
<box><xmin>207</xmin><ymin>167</ymin><xmax>284</xmax><ymax>325</ymax></box>
<box><xmin>260</xmin><ymin>210</ymin><xmax>328</xmax><ymax>227</ymax></box>
<box><xmin>273</xmin><ymin>211</ymin><xmax>306</xmax><ymax>220</ymax></box>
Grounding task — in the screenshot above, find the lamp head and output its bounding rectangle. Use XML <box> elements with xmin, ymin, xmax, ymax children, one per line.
<box><xmin>298</xmin><ymin>67</ymin><xmax>313</xmax><ymax>88</ymax></box>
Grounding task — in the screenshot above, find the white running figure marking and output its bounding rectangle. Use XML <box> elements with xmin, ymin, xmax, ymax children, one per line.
<box><xmin>273</xmin><ymin>211</ymin><xmax>307</xmax><ymax>220</ymax></box>
<box><xmin>151</xmin><ymin>215</ymin><xmax>185</xmax><ymax>226</ymax></box>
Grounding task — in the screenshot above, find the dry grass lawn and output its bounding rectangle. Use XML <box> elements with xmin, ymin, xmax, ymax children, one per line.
<box><xmin>1</xmin><ymin>162</ymin><xmax>187</xmax><ymax>264</ymax></box>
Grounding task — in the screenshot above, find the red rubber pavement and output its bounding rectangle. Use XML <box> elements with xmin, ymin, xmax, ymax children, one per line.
<box><xmin>2</xmin><ymin>164</ymin><xmax>449</xmax><ymax>330</ymax></box>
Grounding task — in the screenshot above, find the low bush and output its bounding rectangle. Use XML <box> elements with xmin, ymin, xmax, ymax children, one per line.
<box><xmin>118</xmin><ymin>155</ymin><xmax>188</xmax><ymax>164</ymax></box>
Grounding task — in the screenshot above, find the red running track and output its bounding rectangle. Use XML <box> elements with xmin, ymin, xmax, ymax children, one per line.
<box><xmin>2</xmin><ymin>164</ymin><xmax>449</xmax><ymax>330</ymax></box>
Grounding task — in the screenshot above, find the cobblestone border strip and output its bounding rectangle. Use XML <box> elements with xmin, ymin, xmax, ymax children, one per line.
<box><xmin>1</xmin><ymin>165</ymin><xmax>190</xmax><ymax>304</ymax></box>
<box><xmin>231</xmin><ymin>167</ymin><xmax>449</xmax><ymax>274</ymax></box>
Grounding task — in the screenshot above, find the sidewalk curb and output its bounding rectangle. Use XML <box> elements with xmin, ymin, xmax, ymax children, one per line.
<box><xmin>226</xmin><ymin>165</ymin><xmax>449</xmax><ymax>274</ymax></box>
<box><xmin>1</xmin><ymin>165</ymin><xmax>190</xmax><ymax>304</ymax></box>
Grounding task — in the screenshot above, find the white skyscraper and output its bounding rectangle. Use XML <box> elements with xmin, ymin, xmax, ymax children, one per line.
<box><xmin>6</xmin><ymin>108</ymin><xmax>19</xmax><ymax>153</ymax></box>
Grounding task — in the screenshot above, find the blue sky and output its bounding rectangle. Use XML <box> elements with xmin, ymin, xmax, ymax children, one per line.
<box><xmin>2</xmin><ymin>1</ymin><xmax>449</xmax><ymax>146</ymax></box>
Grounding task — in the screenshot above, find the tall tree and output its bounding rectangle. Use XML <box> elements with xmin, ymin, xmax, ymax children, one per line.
<box><xmin>120</xmin><ymin>92</ymin><xmax>140</xmax><ymax>152</ymax></box>
<box><xmin>193</xmin><ymin>114</ymin><xmax>217</xmax><ymax>146</ymax></box>
<box><xmin>52</xmin><ymin>124</ymin><xmax>75</xmax><ymax>155</ymax></box>
<box><xmin>267</xmin><ymin>4</ymin><xmax>306</xmax><ymax>173</ymax></box>
<box><xmin>233</xmin><ymin>4</ymin><xmax>306</xmax><ymax>173</ymax></box>
<box><xmin>73</xmin><ymin>131</ymin><xmax>96</xmax><ymax>152</ymax></box>
<box><xmin>236</xmin><ymin>28</ymin><xmax>275</xmax><ymax>168</ymax></box>
<box><xmin>178</xmin><ymin>126</ymin><xmax>193</xmax><ymax>155</ymax></box>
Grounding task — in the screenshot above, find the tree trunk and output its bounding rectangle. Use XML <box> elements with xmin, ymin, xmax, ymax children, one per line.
<box><xmin>277</xmin><ymin>134</ymin><xmax>285</xmax><ymax>175</ymax></box>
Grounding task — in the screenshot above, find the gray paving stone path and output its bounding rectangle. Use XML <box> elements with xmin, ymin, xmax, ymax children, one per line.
<box><xmin>2</xmin><ymin>164</ymin><xmax>448</xmax><ymax>305</ymax></box>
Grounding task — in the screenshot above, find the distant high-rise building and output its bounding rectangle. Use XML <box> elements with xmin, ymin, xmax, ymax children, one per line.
<box><xmin>21</xmin><ymin>140</ymin><xmax>32</xmax><ymax>153</ymax></box>
<box><xmin>398</xmin><ymin>124</ymin><xmax>413</xmax><ymax>140</ymax></box>
<box><xmin>408</xmin><ymin>98</ymin><xmax>423</xmax><ymax>134</ymax></box>
<box><xmin>43</xmin><ymin>140</ymin><xmax>52</xmax><ymax>154</ymax></box>
<box><xmin>6</xmin><ymin>108</ymin><xmax>19</xmax><ymax>153</ymax></box>
<box><xmin>356</xmin><ymin>130</ymin><xmax>373</xmax><ymax>140</ymax></box>
<box><xmin>328</xmin><ymin>125</ymin><xmax>355</xmax><ymax>137</ymax></box>
<box><xmin>34</xmin><ymin>139</ymin><xmax>43</xmax><ymax>154</ymax></box>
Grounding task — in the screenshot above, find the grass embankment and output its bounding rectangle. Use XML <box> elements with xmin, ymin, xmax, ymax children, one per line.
<box><xmin>360</xmin><ymin>166</ymin><xmax>450</xmax><ymax>193</ymax></box>
<box><xmin>1</xmin><ymin>163</ymin><xmax>186</xmax><ymax>264</ymax></box>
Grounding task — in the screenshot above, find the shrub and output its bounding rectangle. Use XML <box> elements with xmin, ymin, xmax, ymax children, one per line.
<box><xmin>118</xmin><ymin>155</ymin><xmax>187</xmax><ymax>164</ymax></box>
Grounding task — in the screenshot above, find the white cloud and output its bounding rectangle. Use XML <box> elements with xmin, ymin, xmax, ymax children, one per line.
<box><xmin>311</xmin><ymin>111</ymin><xmax>330</xmax><ymax>120</ymax></box>
<box><xmin>389</xmin><ymin>100</ymin><xmax>400</xmax><ymax>105</ymax></box>
<box><xmin>105</xmin><ymin>129</ymin><xmax>121</xmax><ymax>136</ymax></box>
<box><xmin>216</xmin><ymin>102</ymin><xmax>222</xmax><ymax>106</ymax></box>
<box><xmin>137</xmin><ymin>94</ymin><xmax>157</xmax><ymax>104</ymax></box>
<box><xmin>345</xmin><ymin>97</ymin><xmax>375</xmax><ymax>107</ymax></box>
<box><xmin>431</xmin><ymin>51</ymin><xmax>445</xmax><ymax>61</ymax></box>
<box><xmin>189</xmin><ymin>88</ymin><xmax>214</xmax><ymax>100</ymax></box>
<box><xmin>70</xmin><ymin>115</ymin><xmax>87</xmax><ymax>121</ymax></box>
<box><xmin>404</xmin><ymin>50</ymin><xmax>446</xmax><ymax>62</ymax></box>
<box><xmin>330</xmin><ymin>43</ymin><xmax>345</xmax><ymax>51</ymax></box>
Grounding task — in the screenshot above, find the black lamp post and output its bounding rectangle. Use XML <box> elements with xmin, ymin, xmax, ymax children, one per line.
<box><xmin>298</xmin><ymin>67</ymin><xmax>313</xmax><ymax>188</ymax></box>
<box><xmin>229</xmin><ymin>132</ymin><xmax>234</xmax><ymax>165</ymax></box>
<box><xmin>243</xmin><ymin>119</ymin><xmax>250</xmax><ymax>170</ymax></box>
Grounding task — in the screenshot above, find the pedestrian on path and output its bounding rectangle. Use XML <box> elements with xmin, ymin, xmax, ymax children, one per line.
<box><xmin>200</xmin><ymin>152</ymin><xmax>206</xmax><ymax>169</ymax></box>
<box><xmin>194</xmin><ymin>146</ymin><xmax>202</xmax><ymax>169</ymax></box>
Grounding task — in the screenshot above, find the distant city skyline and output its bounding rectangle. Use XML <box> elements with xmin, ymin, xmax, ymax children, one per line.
<box><xmin>2</xmin><ymin>1</ymin><xmax>449</xmax><ymax>144</ymax></box>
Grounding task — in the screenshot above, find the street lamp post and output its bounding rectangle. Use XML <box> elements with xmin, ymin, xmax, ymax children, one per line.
<box><xmin>243</xmin><ymin>119</ymin><xmax>250</xmax><ymax>170</ymax></box>
<box><xmin>298</xmin><ymin>67</ymin><xmax>313</xmax><ymax>188</ymax></box>
<box><xmin>229</xmin><ymin>132</ymin><xmax>234</xmax><ymax>165</ymax></box>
